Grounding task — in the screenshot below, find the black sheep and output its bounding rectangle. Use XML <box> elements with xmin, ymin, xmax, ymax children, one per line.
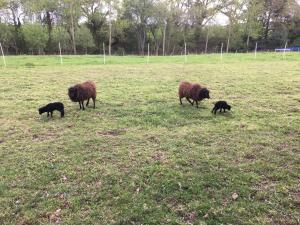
<box><xmin>212</xmin><ymin>101</ymin><xmax>231</xmax><ymax>115</ymax></box>
<box><xmin>38</xmin><ymin>102</ymin><xmax>64</xmax><ymax>118</ymax></box>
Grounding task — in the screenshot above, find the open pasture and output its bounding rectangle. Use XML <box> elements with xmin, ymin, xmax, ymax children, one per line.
<box><xmin>0</xmin><ymin>54</ymin><xmax>300</xmax><ymax>225</ymax></box>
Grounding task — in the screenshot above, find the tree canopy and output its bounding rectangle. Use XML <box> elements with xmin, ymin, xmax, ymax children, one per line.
<box><xmin>0</xmin><ymin>0</ymin><xmax>299</xmax><ymax>55</ymax></box>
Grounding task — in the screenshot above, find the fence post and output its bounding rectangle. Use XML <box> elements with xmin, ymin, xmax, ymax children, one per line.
<box><xmin>59</xmin><ymin>42</ymin><xmax>63</xmax><ymax>65</ymax></box>
<box><xmin>220</xmin><ymin>43</ymin><xmax>223</xmax><ymax>62</ymax></box>
<box><xmin>103</xmin><ymin>42</ymin><xmax>106</xmax><ymax>65</ymax></box>
<box><xmin>0</xmin><ymin>42</ymin><xmax>6</xmax><ymax>67</ymax></box>
<box><xmin>254</xmin><ymin>42</ymin><xmax>258</xmax><ymax>59</ymax></box>
<box><xmin>147</xmin><ymin>43</ymin><xmax>150</xmax><ymax>64</ymax></box>
<box><xmin>283</xmin><ymin>41</ymin><xmax>288</xmax><ymax>59</ymax></box>
<box><xmin>184</xmin><ymin>42</ymin><xmax>187</xmax><ymax>63</ymax></box>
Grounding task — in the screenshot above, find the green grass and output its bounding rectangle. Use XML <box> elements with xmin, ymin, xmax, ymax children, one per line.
<box><xmin>0</xmin><ymin>53</ymin><xmax>299</xmax><ymax>225</ymax></box>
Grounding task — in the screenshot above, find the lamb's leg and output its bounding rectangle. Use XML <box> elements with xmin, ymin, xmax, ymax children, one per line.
<box><xmin>86</xmin><ymin>98</ymin><xmax>90</xmax><ymax>107</ymax></box>
<box><xmin>211</xmin><ymin>107</ymin><xmax>216</xmax><ymax>113</ymax></box>
<box><xmin>92</xmin><ymin>97</ymin><xmax>96</xmax><ymax>109</ymax></box>
<box><xmin>186</xmin><ymin>98</ymin><xmax>193</xmax><ymax>105</ymax></box>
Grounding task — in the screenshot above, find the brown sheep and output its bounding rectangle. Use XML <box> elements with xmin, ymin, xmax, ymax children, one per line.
<box><xmin>178</xmin><ymin>81</ymin><xmax>210</xmax><ymax>108</ymax></box>
<box><xmin>68</xmin><ymin>81</ymin><xmax>96</xmax><ymax>110</ymax></box>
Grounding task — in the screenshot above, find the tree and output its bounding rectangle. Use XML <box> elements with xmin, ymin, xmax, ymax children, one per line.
<box><xmin>81</xmin><ymin>0</ymin><xmax>107</xmax><ymax>53</ymax></box>
<box><xmin>122</xmin><ymin>0</ymin><xmax>156</xmax><ymax>55</ymax></box>
<box><xmin>52</xmin><ymin>26</ymin><xmax>70</xmax><ymax>53</ymax></box>
<box><xmin>23</xmin><ymin>23</ymin><xmax>48</xmax><ymax>54</ymax></box>
<box><xmin>0</xmin><ymin>23</ymin><xmax>14</xmax><ymax>53</ymax></box>
<box><xmin>76</xmin><ymin>25</ymin><xmax>95</xmax><ymax>53</ymax></box>
<box><xmin>221</xmin><ymin>0</ymin><xmax>246</xmax><ymax>52</ymax></box>
<box><xmin>24</xmin><ymin>0</ymin><xmax>60</xmax><ymax>52</ymax></box>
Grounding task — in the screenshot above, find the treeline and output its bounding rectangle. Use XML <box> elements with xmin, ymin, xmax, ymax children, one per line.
<box><xmin>0</xmin><ymin>0</ymin><xmax>300</xmax><ymax>55</ymax></box>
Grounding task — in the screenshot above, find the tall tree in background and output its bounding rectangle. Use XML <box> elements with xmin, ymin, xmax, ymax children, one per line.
<box><xmin>81</xmin><ymin>0</ymin><xmax>107</xmax><ymax>53</ymax></box>
<box><xmin>221</xmin><ymin>0</ymin><xmax>246</xmax><ymax>52</ymax></box>
<box><xmin>24</xmin><ymin>0</ymin><xmax>59</xmax><ymax>52</ymax></box>
<box><xmin>59</xmin><ymin>0</ymin><xmax>81</xmax><ymax>54</ymax></box>
<box><xmin>244</xmin><ymin>0</ymin><xmax>263</xmax><ymax>51</ymax></box>
<box><xmin>1</xmin><ymin>0</ymin><xmax>26</xmax><ymax>54</ymax></box>
<box><xmin>123</xmin><ymin>0</ymin><xmax>155</xmax><ymax>55</ymax></box>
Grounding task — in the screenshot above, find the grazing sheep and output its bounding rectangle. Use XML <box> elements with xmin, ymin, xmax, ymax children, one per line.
<box><xmin>38</xmin><ymin>102</ymin><xmax>64</xmax><ymax>118</ymax></box>
<box><xmin>211</xmin><ymin>101</ymin><xmax>231</xmax><ymax>115</ymax></box>
<box><xmin>68</xmin><ymin>81</ymin><xmax>96</xmax><ymax>110</ymax></box>
<box><xmin>179</xmin><ymin>81</ymin><xmax>210</xmax><ymax>108</ymax></box>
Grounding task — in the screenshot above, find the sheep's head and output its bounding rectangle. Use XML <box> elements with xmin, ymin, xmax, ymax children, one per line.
<box><xmin>199</xmin><ymin>88</ymin><xmax>210</xmax><ymax>100</ymax></box>
<box><xmin>227</xmin><ymin>105</ymin><xmax>231</xmax><ymax>111</ymax></box>
<box><xmin>68</xmin><ymin>86</ymin><xmax>78</xmax><ymax>101</ymax></box>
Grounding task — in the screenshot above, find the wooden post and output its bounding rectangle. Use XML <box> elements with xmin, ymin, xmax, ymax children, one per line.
<box><xmin>0</xmin><ymin>42</ymin><xmax>6</xmax><ymax>67</ymax></box>
<box><xmin>59</xmin><ymin>42</ymin><xmax>63</xmax><ymax>65</ymax></box>
<box><xmin>184</xmin><ymin>42</ymin><xmax>187</xmax><ymax>63</ymax></box>
<box><xmin>103</xmin><ymin>42</ymin><xmax>106</xmax><ymax>64</ymax></box>
<box><xmin>147</xmin><ymin>43</ymin><xmax>150</xmax><ymax>64</ymax></box>
<box><xmin>220</xmin><ymin>43</ymin><xmax>223</xmax><ymax>62</ymax></box>
<box><xmin>255</xmin><ymin>42</ymin><xmax>258</xmax><ymax>59</ymax></box>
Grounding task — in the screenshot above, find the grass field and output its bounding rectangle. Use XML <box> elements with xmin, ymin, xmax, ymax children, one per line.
<box><xmin>0</xmin><ymin>53</ymin><xmax>300</xmax><ymax>225</ymax></box>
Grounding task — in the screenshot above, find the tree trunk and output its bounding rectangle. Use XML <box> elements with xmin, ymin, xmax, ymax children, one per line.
<box><xmin>162</xmin><ymin>21</ymin><xmax>167</xmax><ymax>56</ymax></box>
<box><xmin>45</xmin><ymin>11</ymin><xmax>53</xmax><ymax>52</ymax></box>
<box><xmin>205</xmin><ymin>31</ymin><xmax>209</xmax><ymax>54</ymax></box>
<box><xmin>264</xmin><ymin>11</ymin><xmax>271</xmax><ymax>40</ymax></box>
<box><xmin>108</xmin><ymin>1</ymin><xmax>112</xmax><ymax>56</ymax></box>
<box><xmin>226</xmin><ymin>26</ymin><xmax>231</xmax><ymax>53</ymax></box>
<box><xmin>246</xmin><ymin>34</ymin><xmax>250</xmax><ymax>52</ymax></box>
<box><xmin>70</xmin><ymin>4</ymin><xmax>77</xmax><ymax>55</ymax></box>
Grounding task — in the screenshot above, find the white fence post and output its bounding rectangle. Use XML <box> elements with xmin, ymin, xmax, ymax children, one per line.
<box><xmin>0</xmin><ymin>42</ymin><xmax>6</xmax><ymax>67</ymax></box>
<box><xmin>59</xmin><ymin>42</ymin><xmax>63</xmax><ymax>65</ymax></box>
<box><xmin>283</xmin><ymin>41</ymin><xmax>288</xmax><ymax>59</ymax></box>
<box><xmin>220</xmin><ymin>43</ymin><xmax>223</xmax><ymax>62</ymax></box>
<box><xmin>184</xmin><ymin>42</ymin><xmax>187</xmax><ymax>63</ymax></box>
<box><xmin>103</xmin><ymin>42</ymin><xmax>106</xmax><ymax>65</ymax></box>
<box><xmin>255</xmin><ymin>42</ymin><xmax>258</xmax><ymax>59</ymax></box>
<box><xmin>147</xmin><ymin>43</ymin><xmax>150</xmax><ymax>64</ymax></box>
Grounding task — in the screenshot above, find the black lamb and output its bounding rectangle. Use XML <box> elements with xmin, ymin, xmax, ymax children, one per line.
<box><xmin>212</xmin><ymin>101</ymin><xmax>231</xmax><ymax>115</ymax></box>
<box><xmin>38</xmin><ymin>102</ymin><xmax>64</xmax><ymax>118</ymax></box>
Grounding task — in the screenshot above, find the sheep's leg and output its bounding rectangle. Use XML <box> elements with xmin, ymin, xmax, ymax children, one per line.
<box><xmin>92</xmin><ymin>97</ymin><xmax>96</xmax><ymax>109</ymax></box>
<box><xmin>186</xmin><ymin>98</ymin><xmax>193</xmax><ymax>105</ymax></box>
<box><xmin>50</xmin><ymin>111</ymin><xmax>53</xmax><ymax>117</ymax></box>
<box><xmin>214</xmin><ymin>109</ymin><xmax>217</xmax><ymax>115</ymax></box>
<box><xmin>219</xmin><ymin>109</ymin><xmax>222</xmax><ymax>113</ymax></box>
<box><xmin>195</xmin><ymin>101</ymin><xmax>199</xmax><ymax>108</ymax></box>
<box><xmin>82</xmin><ymin>101</ymin><xmax>85</xmax><ymax>110</ymax></box>
<box><xmin>179</xmin><ymin>97</ymin><xmax>182</xmax><ymax>105</ymax></box>
<box><xmin>79</xmin><ymin>102</ymin><xmax>82</xmax><ymax>110</ymax></box>
<box><xmin>47</xmin><ymin>112</ymin><xmax>49</xmax><ymax>117</ymax></box>
<box><xmin>86</xmin><ymin>98</ymin><xmax>90</xmax><ymax>107</ymax></box>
